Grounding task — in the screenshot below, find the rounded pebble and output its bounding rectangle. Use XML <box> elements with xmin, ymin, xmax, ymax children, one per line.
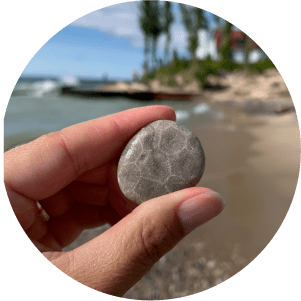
<box><xmin>117</xmin><ymin>120</ymin><xmax>205</xmax><ymax>204</ymax></box>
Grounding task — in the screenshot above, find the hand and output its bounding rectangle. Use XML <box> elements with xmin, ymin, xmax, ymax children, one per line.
<box><xmin>4</xmin><ymin>105</ymin><xmax>224</xmax><ymax>297</ymax></box>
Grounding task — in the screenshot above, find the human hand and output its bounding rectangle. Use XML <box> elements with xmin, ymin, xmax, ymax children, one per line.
<box><xmin>4</xmin><ymin>105</ymin><xmax>224</xmax><ymax>296</ymax></box>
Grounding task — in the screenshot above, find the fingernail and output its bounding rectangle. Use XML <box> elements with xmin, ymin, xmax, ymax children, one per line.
<box><xmin>177</xmin><ymin>191</ymin><xmax>225</xmax><ymax>234</ymax></box>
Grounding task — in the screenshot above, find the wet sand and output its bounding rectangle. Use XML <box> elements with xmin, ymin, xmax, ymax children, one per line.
<box><xmin>179</xmin><ymin>104</ymin><xmax>300</xmax><ymax>262</ymax></box>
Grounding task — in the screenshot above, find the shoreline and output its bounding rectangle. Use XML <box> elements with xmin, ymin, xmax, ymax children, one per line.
<box><xmin>4</xmin><ymin>95</ymin><xmax>296</xmax><ymax>152</ymax></box>
<box><xmin>99</xmin><ymin>67</ymin><xmax>295</xmax><ymax>114</ymax></box>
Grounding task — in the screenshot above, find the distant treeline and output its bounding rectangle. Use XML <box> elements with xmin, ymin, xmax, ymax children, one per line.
<box><xmin>138</xmin><ymin>0</ymin><xmax>272</xmax><ymax>79</ymax></box>
<box><xmin>139</xmin><ymin>1</ymin><xmax>208</xmax><ymax>70</ymax></box>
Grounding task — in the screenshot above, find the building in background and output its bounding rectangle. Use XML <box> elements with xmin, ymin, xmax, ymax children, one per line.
<box><xmin>214</xmin><ymin>29</ymin><xmax>267</xmax><ymax>63</ymax></box>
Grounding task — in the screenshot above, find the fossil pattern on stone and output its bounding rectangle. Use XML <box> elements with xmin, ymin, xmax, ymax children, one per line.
<box><xmin>117</xmin><ymin>120</ymin><xmax>205</xmax><ymax>204</ymax></box>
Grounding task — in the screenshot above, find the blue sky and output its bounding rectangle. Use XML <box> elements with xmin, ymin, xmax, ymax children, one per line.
<box><xmin>22</xmin><ymin>1</ymin><xmax>218</xmax><ymax>80</ymax></box>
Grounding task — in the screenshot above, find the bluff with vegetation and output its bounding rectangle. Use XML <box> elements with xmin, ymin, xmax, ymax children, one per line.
<box><xmin>141</xmin><ymin>55</ymin><xmax>276</xmax><ymax>89</ymax></box>
<box><xmin>138</xmin><ymin>1</ymin><xmax>276</xmax><ymax>89</ymax></box>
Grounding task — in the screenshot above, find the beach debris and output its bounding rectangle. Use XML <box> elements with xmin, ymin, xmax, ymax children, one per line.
<box><xmin>117</xmin><ymin>120</ymin><xmax>205</xmax><ymax>204</ymax></box>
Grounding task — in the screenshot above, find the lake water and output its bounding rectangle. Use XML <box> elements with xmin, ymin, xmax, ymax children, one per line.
<box><xmin>4</xmin><ymin>81</ymin><xmax>300</xmax><ymax>266</ymax></box>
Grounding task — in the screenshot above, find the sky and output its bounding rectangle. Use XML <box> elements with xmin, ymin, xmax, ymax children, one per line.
<box><xmin>21</xmin><ymin>1</ymin><xmax>221</xmax><ymax>80</ymax></box>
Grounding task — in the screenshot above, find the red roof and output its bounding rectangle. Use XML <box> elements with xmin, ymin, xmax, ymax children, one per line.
<box><xmin>215</xmin><ymin>30</ymin><xmax>260</xmax><ymax>50</ymax></box>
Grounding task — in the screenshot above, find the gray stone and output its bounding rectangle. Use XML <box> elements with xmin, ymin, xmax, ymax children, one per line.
<box><xmin>117</xmin><ymin>120</ymin><xmax>205</xmax><ymax>204</ymax></box>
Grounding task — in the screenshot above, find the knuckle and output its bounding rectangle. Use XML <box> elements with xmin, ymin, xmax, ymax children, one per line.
<box><xmin>138</xmin><ymin>216</ymin><xmax>179</xmax><ymax>267</ymax></box>
<box><xmin>54</xmin><ymin>131</ymin><xmax>88</xmax><ymax>177</ymax></box>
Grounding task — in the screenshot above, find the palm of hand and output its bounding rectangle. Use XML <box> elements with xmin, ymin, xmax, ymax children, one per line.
<box><xmin>33</xmin><ymin>158</ymin><xmax>137</xmax><ymax>252</ymax></box>
<box><xmin>5</xmin><ymin>107</ymin><xmax>164</xmax><ymax>253</ymax></box>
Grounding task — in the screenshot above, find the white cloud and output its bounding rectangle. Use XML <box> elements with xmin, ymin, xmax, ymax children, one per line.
<box><xmin>70</xmin><ymin>2</ymin><xmax>143</xmax><ymax>46</ymax></box>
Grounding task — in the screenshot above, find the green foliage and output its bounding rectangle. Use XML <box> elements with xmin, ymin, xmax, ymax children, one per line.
<box><xmin>138</xmin><ymin>1</ymin><xmax>164</xmax><ymax>72</ymax></box>
<box><xmin>250</xmin><ymin>59</ymin><xmax>276</xmax><ymax>73</ymax></box>
<box><xmin>138</xmin><ymin>1</ymin><xmax>152</xmax><ymax>36</ymax></box>
<box><xmin>163</xmin><ymin>2</ymin><xmax>174</xmax><ymax>62</ymax></box>
<box><xmin>138</xmin><ymin>2</ymin><xmax>275</xmax><ymax>87</ymax></box>
<box><xmin>220</xmin><ymin>21</ymin><xmax>233</xmax><ymax>62</ymax></box>
<box><xmin>218</xmin><ymin>59</ymin><xmax>241</xmax><ymax>72</ymax></box>
<box><xmin>139</xmin><ymin>1</ymin><xmax>152</xmax><ymax>72</ymax></box>
<box><xmin>141</xmin><ymin>54</ymin><xmax>276</xmax><ymax>89</ymax></box>
<box><xmin>194</xmin><ymin>57</ymin><xmax>220</xmax><ymax>87</ymax></box>
<box><xmin>195</xmin><ymin>6</ymin><xmax>208</xmax><ymax>30</ymax></box>
<box><xmin>148</xmin><ymin>1</ymin><xmax>163</xmax><ymax>39</ymax></box>
<box><xmin>173</xmin><ymin>49</ymin><xmax>179</xmax><ymax>63</ymax></box>
<box><xmin>180</xmin><ymin>4</ymin><xmax>192</xmax><ymax>31</ymax></box>
<box><xmin>170</xmin><ymin>59</ymin><xmax>191</xmax><ymax>74</ymax></box>
<box><xmin>167</xmin><ymin>77</ymin><xmax>178</xmax><ymax>87</ymax></box>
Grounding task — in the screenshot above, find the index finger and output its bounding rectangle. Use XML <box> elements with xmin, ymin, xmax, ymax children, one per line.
<box><xmin>4</xmin><ymin>105</ymin><xmax>176</xmax><ymax>200</ymax></box>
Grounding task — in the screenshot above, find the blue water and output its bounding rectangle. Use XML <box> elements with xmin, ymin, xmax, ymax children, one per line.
<box><xmin>5</xmin><ymin>79</ymin><xmax>217</xmax><ymax>150</ymax></box>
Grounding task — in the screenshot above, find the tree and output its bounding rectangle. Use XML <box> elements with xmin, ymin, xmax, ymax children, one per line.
<box><xmin>180</xmin><ymin>4</ymin><xmax>208</xmax><ymax>63</ymax></box>
<box><xmin>219</xmin><ymin>20</ymin><xmax>233</xmax><ymax>63</ymax></box>
<box><xmin>211</xmin><ymin>14</ymin><xmax>233</xmax><ymax>65</ymax></box>
<box><xmin>243</xmin><ymin>32</ymin><xmax>252</xmax><ymax>72</ymax></box>
<box><xmin>138</xmin><ymin>1</ymin><xmax>164</xmax><ymax>72</ymax></box>
<box><xmin>148</xmin><ymin>1</ymin><xmax>163</xmax><ymax>69</ymax></box>
<box><xmin>196</xmin><ymin>7</ymin><xmax>208</xmax><ymax>31</ymax></box>
<box><xmin>211</xmin><ymin>13</ymin><xmax>223</xmax><ymax>41</ymax></box>
<box><xmin>138</xmin><ymin>0</ymin><xmax>152</xmax><ymax>75</ymax></box>
<box><xmin>163</xmin><ymin>1</ymin><xmax>174</xmax><ymax>63</ymax></box>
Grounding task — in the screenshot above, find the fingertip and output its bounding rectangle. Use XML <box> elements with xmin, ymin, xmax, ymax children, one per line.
<box><xmin>211</xmin><ymin>191</ymin><xmax>226</xmax><ymax>211</ymax></box>
<box><xmin>160</xmin><ymin>105</ymin><xmax>177</xmax><ymax>121</ymax></box>
<box><xmin>177</xmin><ymin>190</ymin><xmax>225</xmax><ymax>234</ymax></box>
<box><xmin>145</xmin><ymin>105</ymin><xmax>176</xmax><ymax>122</ymax></box>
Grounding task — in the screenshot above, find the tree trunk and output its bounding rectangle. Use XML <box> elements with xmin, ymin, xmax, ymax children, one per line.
<box><xmin>244</xmin><ymin>32</ymin><xmax>252</xmax><ymax>72</ymax></box>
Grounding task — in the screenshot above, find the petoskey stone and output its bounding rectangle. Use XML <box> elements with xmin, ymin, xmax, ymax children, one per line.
<box><xmin>117</xmin><ymin>120</ymin><xmax>205</xmax><ymax>204</ymax></box>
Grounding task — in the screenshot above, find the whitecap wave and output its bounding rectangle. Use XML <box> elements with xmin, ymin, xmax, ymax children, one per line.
<box><xmin>192</xmin><ymin>104</ymin><xmax>211</xmax><ymax>115</ymax></box>
<box><xmin>59</xmin><ymin>75</ymin><xmax>80</xmax><ymax>87</ymax></box>
<box><xmin>175</xmin><ymin>110</ymin><xmax>191</xmax><ymax>122</ymax></box>
<box><xmin>31</xmin><ymin>80</ymin><xmax>59</xmax><ymax>97</ymax></box>
<box><xmin>12</xmin><ymin>79</ymin><xmax>60</xmax><ymax>98</ymax></box>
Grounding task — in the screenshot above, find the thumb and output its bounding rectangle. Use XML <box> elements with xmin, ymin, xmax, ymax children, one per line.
<box><xmin>52</xmin><ymin>187</ymin><xmax>224</xmax><ymax>296</ymax></box>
